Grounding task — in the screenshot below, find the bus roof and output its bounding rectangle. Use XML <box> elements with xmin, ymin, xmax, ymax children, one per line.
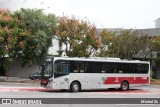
<box><xmin>45</xmin><ymin>56</ymin><xmax>150</xmax><ymax>64</ymax></box>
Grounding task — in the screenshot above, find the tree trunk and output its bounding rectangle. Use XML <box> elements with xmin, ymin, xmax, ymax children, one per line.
<box><xmin>65</xmin><ymin>43</ymin><xmax>69</xmax><ymax>57</ymax></box>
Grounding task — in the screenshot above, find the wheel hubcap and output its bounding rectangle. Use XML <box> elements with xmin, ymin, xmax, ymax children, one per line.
<box><xmin>73</xmin><ymin>84</ymin><xmax>78</xmax><ymax>91</ymax></box>
<box><xmin>123</xmin><ymin>84</ymin><xmax>127</xmax><ymax>89</ymax></box>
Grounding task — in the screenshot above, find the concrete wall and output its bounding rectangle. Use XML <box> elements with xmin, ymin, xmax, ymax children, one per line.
<box><xmin>6</xmin><ymin>59</ymin><xmax>39</xmax><ymax>78</ymax></box>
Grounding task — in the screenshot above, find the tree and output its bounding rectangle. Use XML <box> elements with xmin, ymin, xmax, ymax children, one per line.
<box><xmin>14</xmin><ymin>8</ymin><xmax>57</xmax><ymax>65</ymax></box>
<box><xmin>152</xmin><ymin>36</ymin><xmax>160</xmax><ymax>57</ymax></box>
<box><xmin>135</xmin><ymin>34</ymin><xmax>153</xmax><ymax>59</ymax></box>
<box><xmin>116</xmin><ymin>29</ymin><xmax>142</xmax><ymax>59</ymax></box>
<box><xmin>56</xmin><ymin>16</ymin><xmax>100</xmax><ymax>57</ymax></box>
<box><xmin>151</xmin><ymin>36</ymin><xmax>160</xmax><ymax>79</ymax></box>
<box><xmin>0</xmin><ymin>8</ymin><xmax>30</xmax><ymax>74</ymax></box>
<box><xmin>98</xmin><ymin>29</ymin><xmax>142</xmax><ymax>59</ymax></box>
<box><xmin>97</xmin><ymin>29</ymin><xmax>116</xmax><ymax>57</ymax></box>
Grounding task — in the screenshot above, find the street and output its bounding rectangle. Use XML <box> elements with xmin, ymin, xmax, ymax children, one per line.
<box><xmin>0</xmin><ymin>82</ymin><xmax>160</xmax><ymax>107</ymax></box>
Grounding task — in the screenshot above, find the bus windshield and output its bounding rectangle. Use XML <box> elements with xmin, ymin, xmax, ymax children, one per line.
<box><xmin>41</xmin><ymin>61</ymin><xmax>53</xmax><ymax>78</ymax></box>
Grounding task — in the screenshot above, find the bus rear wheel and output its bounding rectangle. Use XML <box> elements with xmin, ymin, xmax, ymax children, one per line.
<box><xmin>70</xmin><ymin>82</ymin><xmax>81</xmax><ymax>92</ymax></box>
<box><xmin>121</xmin><ymin>81</ymin><xmax>129</xmax><ymax>91</ymax></box>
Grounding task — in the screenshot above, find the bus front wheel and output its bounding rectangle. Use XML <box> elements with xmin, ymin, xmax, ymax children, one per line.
<box><xmin>70</xmin><ymin>82</ymin><xmax>81</xmax><ymax>92</ymax></box>
<box><xmin>121</xmin><ymin>81</ymin><xmax>129</xmax><ymax>91</ymax></box>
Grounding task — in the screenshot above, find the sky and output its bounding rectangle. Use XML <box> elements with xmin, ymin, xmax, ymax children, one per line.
<box><xmin>0</xmin><ymin>0</ymin><xmax>160</xmax><ymax>29</ymax></box>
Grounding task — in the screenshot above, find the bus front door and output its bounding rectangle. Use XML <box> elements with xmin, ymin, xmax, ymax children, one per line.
<box><xmin>60</xmin><ymin>64</ymin><xmax>69</xmax><ymax>89</ymax></box>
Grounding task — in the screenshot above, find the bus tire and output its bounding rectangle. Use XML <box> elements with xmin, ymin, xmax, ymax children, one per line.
<box><xmin>121</xmin><ymin>81</ymin><xmax>129</xmax><ymax>91</ymax></box>
<box><xmin>70</xmin><ymin>82</ymin><xmax>81</xmax><ymax>92</ymax></box>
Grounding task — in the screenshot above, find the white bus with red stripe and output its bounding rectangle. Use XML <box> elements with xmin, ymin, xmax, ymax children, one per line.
<box><xmin>41</xmin><ymin>57</ymin><xmax>150</xmax><ymax>92</ymax></box>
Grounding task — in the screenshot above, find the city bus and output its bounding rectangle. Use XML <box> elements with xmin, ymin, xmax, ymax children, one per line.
<box><xmin>40</xmin><ymin>57</ymin><xmax>150</xmax><ymax>92</ymax></box>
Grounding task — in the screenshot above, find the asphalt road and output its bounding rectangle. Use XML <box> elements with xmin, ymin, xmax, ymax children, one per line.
<box><xmin>0</xmin><ymin>82</ymin><xmax>160</xmax><ymax>107</ymax></box>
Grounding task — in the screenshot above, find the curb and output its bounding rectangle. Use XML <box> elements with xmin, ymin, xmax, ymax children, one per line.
<box><xmin>0</xmin><ymin>77</ymin><xmax>40</xmax><ymax>83</ymax></box>
<box><xmin>0</xmin><ymin>80</ymin><xmax>40</xmax><ymax>83</ymax></box>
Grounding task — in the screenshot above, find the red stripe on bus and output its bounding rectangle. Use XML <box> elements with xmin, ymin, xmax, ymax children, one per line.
<box><xmin>104</xmin><ymin>77</ymin><xmax>149</xmax><ymax>84</ymax></box>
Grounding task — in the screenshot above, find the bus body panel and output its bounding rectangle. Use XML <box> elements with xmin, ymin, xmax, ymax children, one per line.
<box><xmin>46</xmin><ymin>75</ymin><xmax>70</xmax><ymax>89</ymax></box>
<box><xmin>42</xmin><ymin>57</ymin><xmax>150</xmax><ymax>91</ymax></box>
<box><xmin>46</xmin><ymin>73</ymin><xmax>149</xmax><ymax>90</ymax></box>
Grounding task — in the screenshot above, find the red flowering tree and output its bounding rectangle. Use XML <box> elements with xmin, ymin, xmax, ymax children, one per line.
<box><xmin>56</xmin><ymin>16</ymin><xmax>100</xmax><ymax>57</ymax></box>
<box><xmin>0</xmin><ymin>8</ymin><xmax>30</xmax><ymax>74</ymax></box>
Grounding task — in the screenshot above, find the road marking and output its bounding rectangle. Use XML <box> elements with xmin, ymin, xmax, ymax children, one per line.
<box><xmin>0</xmin><ymin>87</ymin><xmax>54</xmax><ymax>92</ymax></box>
<box><xmin>116</xmin><ymin>104</ymin><xmax>156</xmax><ymax>105</ymax></box>
<box><xmin>82</xmin><ymin>89</ymin><xmax>160</xmax><ymax>94</ymax></box>
<box><xmin>0</xmin><ymin>87</ymin><xmax>160</xmax><ymax>94</ymax></box>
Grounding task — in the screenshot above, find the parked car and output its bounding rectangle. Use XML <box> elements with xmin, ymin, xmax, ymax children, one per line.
<box><xmin>29</xmin><ymin>72</ymin><xmax>41</xmax><ymax>80</ymax></box>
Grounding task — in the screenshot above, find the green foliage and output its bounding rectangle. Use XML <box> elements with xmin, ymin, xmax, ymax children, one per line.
<box><xmin>152</xmin><ymin>37</ymin><xmax>160</xmax><ymax>61</ymax></box>
<box><xmin>115</xmin><ymin>30</ymin><xmax>141</xmax><ymax>59</ymax></box>
<box><xmin>14</xmin><ymin>8</ymin><xmax>57</xmax><ymax>65</ymax></box>
<box><xmin>152</xmin><ymin>37</ymin><xmax>160</xmax><ymax>51</ymax></box>
<box><xmin>97</xmin><ymin>29</ymin><xmax>116</xmax><ymax>57</ymax></box>
<box><xmin>98</xmin><ymin>29</ymin><xmax>142</xmax><ymax>59</ymax></box>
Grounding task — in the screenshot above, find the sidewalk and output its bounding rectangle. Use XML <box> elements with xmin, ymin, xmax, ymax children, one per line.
<box><xmin>0</xmin><ymin>76</ymin><xmax>38</xmax><ymax>83</ymax></box>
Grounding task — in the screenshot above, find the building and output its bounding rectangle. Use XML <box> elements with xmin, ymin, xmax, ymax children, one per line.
<box><xmin>155</xmin><ymin>18</ymin><xmax>160</xmax><ymax>28</ymax></box>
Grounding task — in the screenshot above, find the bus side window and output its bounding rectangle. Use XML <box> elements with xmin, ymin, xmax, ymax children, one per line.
<box><xmin>94</xmin><ymin>62</ymin><xmax>102</xmax><ymax>73</ymax></box>
<box><xmin>74</xmin><ymin>70</ymin><xmax>78</xmax><ymax>73</ymax></box>
<box><xmin>79</xmin><ymin>62</ymin><xmax>84</xmax><ymax>73</ymax></box>
<box><xmin>55</xmin><ymin>64</ymin><xmax>69</xmax><ymax>74</ymax></box>
<box><xmin>102</xmin><ymin>63</ymin><xmax>110</xmax><ymax>73</ymax></box>
<box><xmin>85</xmin><ymin>62</ymin><xmax>97</xmax><ymax>73</ymax></box>
<box><xmin>71</xmin><ymin>61</ymin><xmax>84</xmax><ymax>73</ymax></box>
<box><xmin>74</xmin><ymin>63</ymin><xmax>79</xmax><ymax>73</ymax></box>
<box><xmin>85</xmin><ymin>62</ymin><xmax>91</xmax><ymax>73</ymax></box>
<box><xmin>136</xmin><ymin>64</ymin><xmax>149</xmax><ymax>74</ymax></box>
<box><xmin>111</xmin><ymin>64</ymin><xmax>118</xmax><ymax>73</ymax></box>
<box><xmin>118</xmin><ymin>64</ymin><xmax>124</xmax><ymax>73</ymax></box>
<box><xmin>64</xmin><ymin>65</ymin><xmax>69</xmax><ymax>74</ymax></box>
<box><xmin>112</xmin><ymin>68</ymin><xmax>117</xmax><ymax>73</ymax></box>
<box><xmin>119</xmin><ymin>70</ymin><xmax>123</xmax><ymax>73</ymax></box>
<box><xmin>102</xmin><ymin>63</ymin><xmax>105</xmax><ymax>73</ymax></box>
<box><xmin>144</xmin><ymin>64</ymin><xmax>149</xmax><ymax>73</ymax></box>
<box><xmin>55</xmin><ymin>64</ymin><xmax>63</xmax><ymax>74</ymax></box>
<box><xmin>136</xmin><ymin>64</ymin><xmax>144</xmax><ymax>73</ymax></box>
<box><xmin>70</xmin><ymin>61</ymin><xmax>78</xmax><ymax>73</ymax></box>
